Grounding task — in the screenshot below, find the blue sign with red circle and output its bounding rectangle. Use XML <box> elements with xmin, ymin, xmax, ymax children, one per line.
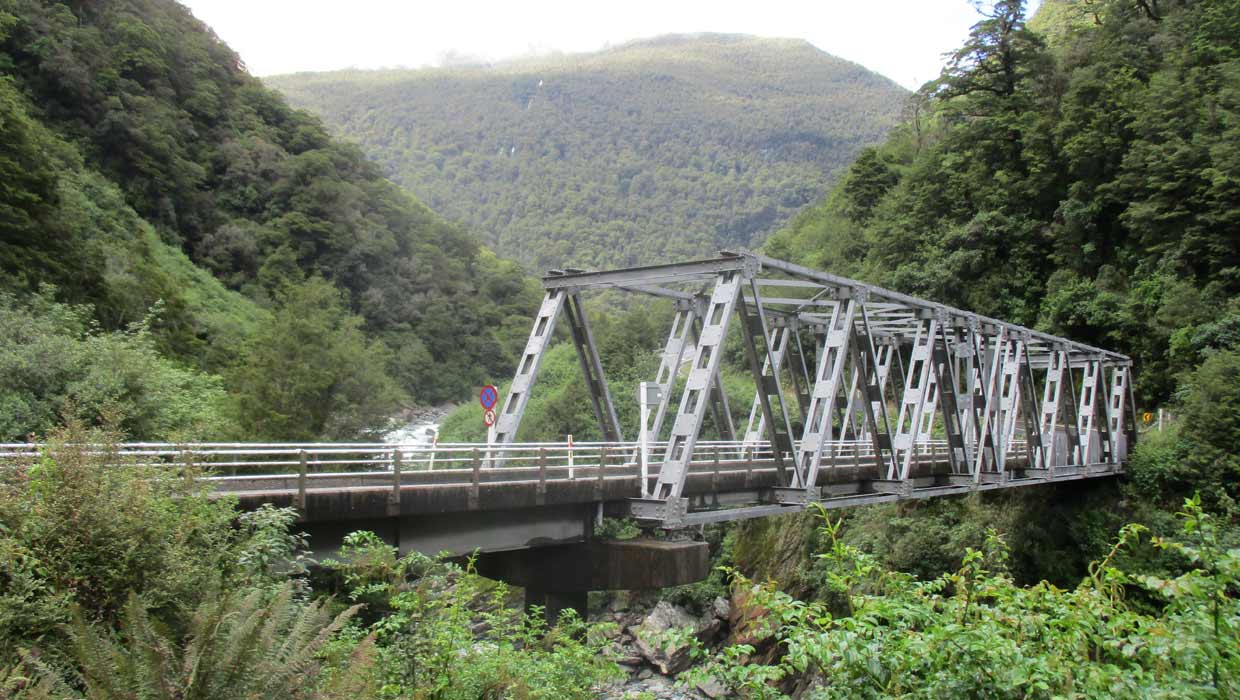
<box><xmin>479</xmin><ymin>384</ymin><xmax>498</xmax><ymax>410</ymax></box>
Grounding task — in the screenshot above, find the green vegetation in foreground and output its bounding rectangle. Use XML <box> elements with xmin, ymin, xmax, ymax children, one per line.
<box><xmin>0</xmin><ymin>425</ymin><xmax>620</xmax><ymax>699</ymax></box>
<box><xmin>2</xmin><ymin>413</ymin><xmax>1237</xmax><ymax>698</ymax></box>
<box><xmin>266</xmin><ymin>34</ymin><xmax>907</xmax><ymax>271</ymax></box>
<box><xmin>0</xmin><ymin>0</ymin><xmax>539</xmax><ymax>442</ymax></box>
<box><xmin>680</xmin><ymin>501</ymin><xmax>1239</xmax><ymax>699</ymax></box>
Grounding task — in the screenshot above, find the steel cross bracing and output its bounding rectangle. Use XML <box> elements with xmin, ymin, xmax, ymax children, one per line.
<box><xmin>499</xmin><ymin>251</ymin><xmax>1137</xmax><ymax>526</ymax></box>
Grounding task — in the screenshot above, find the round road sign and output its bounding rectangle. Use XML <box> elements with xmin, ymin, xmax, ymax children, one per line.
<box><xmin>483</xmin><ymin>409</ymin><xmax>496</xmax><ymax>427</ymax></box>
<box><xmin>479</xmin><ymin>384</ymin><xmax>498</xmax><ymax>410</ymax></box>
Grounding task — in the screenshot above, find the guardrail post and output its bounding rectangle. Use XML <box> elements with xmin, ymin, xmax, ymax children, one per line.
<box><xmin>595</xmin><ymin>444</ymin><xmax>607</xmax><ymax>500</ymax></box>
<box><xmin>712</xmin><ymin>445</ymin><xmax>720</xmax><ymax>492</ymax></box>
<box><xmin>388</xmin><ymin>449</ymin><xmax>402</xmax><ymax>516</ymax></box>
<box><xmin>470</xmin><ymin>448</ymin><xmax>481</xmax><ymax>510</ymax></box>
<box><xmin>537</xmin><ymin>447</ymin><xmax>547</xmax><ymax>505</ymax></box>
<box><xmin>296</xmin><ymin>450</ymin><xmax>307</xmax><ymax>512</ymax></box>
<box><xmin>599</xmin><ymin>444</ymin><xmax>614</xmax><ymax>495</ymax></box>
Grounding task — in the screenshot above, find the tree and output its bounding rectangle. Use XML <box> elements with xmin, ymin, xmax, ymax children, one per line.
<box><xmin>840</xmin><ymin>148</ymin><xmax>897</xmax><ymax>224</ymax></box>
<box><xmin>230</xmin><ymin>277</ymin><xmax>404</xmax><ymax>440</ymax></box>
<box><xmin>932</xmin><ymin>0</ymin><xmax>1050</xmax><ymax>104</ymax></box>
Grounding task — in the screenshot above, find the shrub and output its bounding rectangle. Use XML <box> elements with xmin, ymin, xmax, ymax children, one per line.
<box><xmin>0</xmin><ymin>289</ymin><xmax>231</xmax><ymax>441</ymax></box>
<box><xmin>683</xmin><ymin>501</ymin><xmax>1240</xmax><ymax>699</ymax></box>
<box><xmin>1127</xmin><ymin>350</ymin><xmax>1240</xmax><ymax>512</ymax></box>
<box><xmin>22</xmin><ymin>585</ymin><xmax>360</xmax><ymax>700</ymax></box>
<box><xmin>325</xmin><ymin>532</ymin><xmax>622</xmax><ymax>699</ymax></box>
<box><xmin>0</xmin><ymin>424</ymin><xmax>295</xmax><ymax>661</ymax></box>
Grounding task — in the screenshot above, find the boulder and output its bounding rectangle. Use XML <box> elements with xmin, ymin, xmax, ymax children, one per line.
<box><xmin>727</xmin><ymin>584</ymin><xmax>781</xmax><ymax>663</ymax></box>
<box><xmin>632</xmin><ymin>600</ymin><xmax>735</xmax><ymax>674</ymax></box>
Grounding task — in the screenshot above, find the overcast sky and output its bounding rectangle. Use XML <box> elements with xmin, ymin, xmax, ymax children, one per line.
<box><xmin>180</xmin><ymin>0</ymin><xmax>1038</xmax><ymax>91</ymax></box>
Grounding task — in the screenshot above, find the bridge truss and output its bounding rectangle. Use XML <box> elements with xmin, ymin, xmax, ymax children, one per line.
<box><xmin>497</xmin><ymin>251</ymin><xmax>1136</xmax><ymax>527</ymax></box>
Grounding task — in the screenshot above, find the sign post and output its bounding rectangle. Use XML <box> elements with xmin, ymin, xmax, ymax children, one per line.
<box><xmin>479</xmin><ymin>385</ymin><xmax>498</xmax><ymax>466</ymax></box>
<box><xmin>638</xmin><ymin>382</ymin><xmax>662</xmax><ymax>497</ymax></box>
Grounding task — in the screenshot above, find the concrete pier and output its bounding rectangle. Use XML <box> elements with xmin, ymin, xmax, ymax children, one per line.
<box><xmin>475</xmin><ymin>538</ymin><xmax>712</xmax><ymax>623</ymax></box>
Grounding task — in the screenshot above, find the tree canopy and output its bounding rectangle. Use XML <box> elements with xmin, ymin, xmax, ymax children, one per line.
<box><xmin>766</xmin><ymin>0</ymin><xmax>1240</xmax><ymax>404</ymax></box>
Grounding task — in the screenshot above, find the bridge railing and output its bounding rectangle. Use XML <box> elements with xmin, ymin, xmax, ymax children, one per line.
<box><xmin>0</xmin><ymin>439</ymin><xmax>780</xmax><ymax>474</ymax></box>
<box><xmin>0</xmin><ymin>438</ymin><xmax>993</xmax><ymax>479</ymax></box>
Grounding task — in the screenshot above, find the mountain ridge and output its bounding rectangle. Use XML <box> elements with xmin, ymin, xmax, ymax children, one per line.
<box><xmin>266</xmin><ymin>34</ymin><xmax>907</xmax><ymax>271</ymax></box>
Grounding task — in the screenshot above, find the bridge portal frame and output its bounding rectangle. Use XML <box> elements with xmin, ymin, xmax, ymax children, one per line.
<box><xmin>497</xmin><ymin>251</ymin><xmax>1137</xmax><ymax>527</ymax></box>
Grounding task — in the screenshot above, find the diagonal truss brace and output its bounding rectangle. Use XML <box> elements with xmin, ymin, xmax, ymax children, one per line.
<box><xmin>793</xmin><ymin>298</ymin><xmax>858</xmax><ymax>489</ymax></box>
<box><xmin>1017</xmin><ymin>341</ymin><xmax>1048</xmax><ymax>471</ymax></box>
<box><xmin>632</xmin><ymin>301</ymin><xmax>696</xmax><ymax>464</ymax></box>
<box><xmin>891</xmin><ymin>314</ymin><xmax>939</xmax><ymax>480</ymax></box>
<box><xmin>741</xmin><ymin>319</ymin><xmax>794</xmax><ymax>448</ymax></box>
<box><xmin>850</xmin><ymin>308</ymin><xmax>899</xmax><ymax>476</ymax></box>
<box><xmin>929</xmin><ymin>319</ymin><xmax>971</xmax><ymax>474</ymax></box>
<box><xmin>494</xmin><ymin>288</ymin><xmax>624</xmax><ymax>458</ymax></box>
<box><xmin>565</xmin><ymin>292</ymin><xmax>624</xmax><ymax>442</ymax></box>
<box><xmin>689</xmin><ymin>298</ymin><xmax>738</xmax><ymax>442</ymax></box>
<box><xmin>736</xmin><ymin>283</ymin><xmax>796</xmax><ymax>479</ymax></box>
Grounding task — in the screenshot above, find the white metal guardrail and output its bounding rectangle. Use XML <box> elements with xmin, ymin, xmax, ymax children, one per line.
<box><xmin>0</xmin><ymin>438</ymin><xmax>1012</xmax><ymax>480</ymax></box>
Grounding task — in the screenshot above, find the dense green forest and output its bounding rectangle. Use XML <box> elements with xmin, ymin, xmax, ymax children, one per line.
<box><xmin>0</xmin><ymin>0</ymin><xmax>538</xmax><ymax>442</ymax></box>
<box><xmin>765</xmin><ymin>0</ymin><xmax>1239</xmax><ymax>406</ymax></box>
<box><xmin>266</xmin><ymin>35</ymin><xmax>907</xmax><ymax>271</ymax></box>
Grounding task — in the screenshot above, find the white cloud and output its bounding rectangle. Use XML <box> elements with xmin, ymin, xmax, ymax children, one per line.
<box><xmin>182</xmin><ymin>0</ymin><xmax>1035</xmax><ymax>90</ymax></box>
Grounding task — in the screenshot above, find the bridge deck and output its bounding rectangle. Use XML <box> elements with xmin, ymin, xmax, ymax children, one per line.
<box><xmin>0</xmin><ymin>438</ymin><xmax>1121</xmax><ymax>528</ymax></box>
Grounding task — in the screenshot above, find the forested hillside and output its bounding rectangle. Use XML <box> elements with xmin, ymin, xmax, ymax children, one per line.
<box><xmin>766</xmin><ymin>0</ymin><xmax>1239</xmax><ymax>406</ymax></box>
<box><xmin>266</xmin><ymin>35</ymin><xmax>907</xmax><ymax>271</ymax></box>
<box><xmin>0</xmin><ymin>0</ymin><xmax>538</xmax><ymax>441</ymax></box>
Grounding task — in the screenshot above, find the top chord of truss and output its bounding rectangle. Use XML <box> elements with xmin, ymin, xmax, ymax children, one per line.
<box><xmin>541</xmin><ymin>250</ymin><xmax>1129</xmax><ymax>367</ymax></box>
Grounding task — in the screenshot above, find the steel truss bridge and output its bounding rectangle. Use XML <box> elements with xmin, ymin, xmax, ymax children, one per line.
<box><xmin>0</xmin><ymin>251</ymin><xmax>1136</xmax><ymax>607</ymax></box>
<box><xmin>493</xmin><ymin>250</ymin><xmax>1135</xmax><ymax>526</ymax></box>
